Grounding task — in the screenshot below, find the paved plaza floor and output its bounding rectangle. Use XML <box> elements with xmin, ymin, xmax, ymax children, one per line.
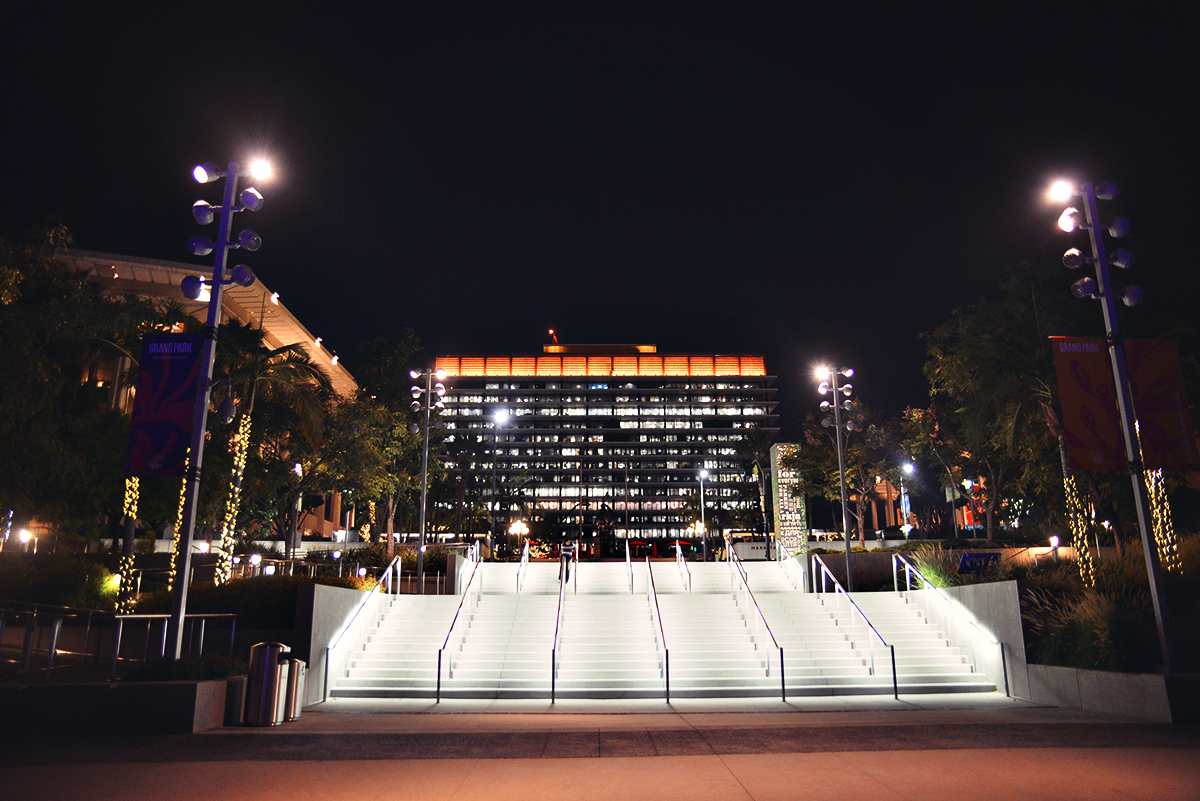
<box><xmin>2</xmin><ymin>693</ymin><xmax>1198</xmax><ymax>800</ymax></box>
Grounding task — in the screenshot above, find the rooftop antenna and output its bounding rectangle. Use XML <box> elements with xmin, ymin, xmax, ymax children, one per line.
<box><xmin>549</xmin><ymin>328</ymin><xmax>559</xmax><ymax>345</ymax></box>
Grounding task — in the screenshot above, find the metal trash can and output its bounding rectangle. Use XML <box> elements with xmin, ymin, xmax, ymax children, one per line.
<box><xmin>283</xmin><ymin>657</ymin><xmax>307</xmax><ymax>721</ymax></box>
<box><xmin>245</xmin><ymin>642</ymin><xmax>290</xmax><ymax>726</ymax></box>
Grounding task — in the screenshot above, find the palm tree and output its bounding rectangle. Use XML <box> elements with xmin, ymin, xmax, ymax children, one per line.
<box><xmin>212</xmin><ymin>320</ymin><xmax>332</xmax><ymax>582</ymax></box>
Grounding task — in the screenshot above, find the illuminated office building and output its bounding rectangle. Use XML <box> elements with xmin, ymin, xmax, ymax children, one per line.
<box><xmin>435</xmin><ymin>344</ymin><xmax>778</xmax><ymax>540</ymax></box>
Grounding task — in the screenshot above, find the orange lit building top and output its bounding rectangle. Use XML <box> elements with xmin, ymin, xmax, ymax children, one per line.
<box><xmin>437</xmin><ymin>345</ymin><xmax>766</xmax><ymax>379</ymax></box>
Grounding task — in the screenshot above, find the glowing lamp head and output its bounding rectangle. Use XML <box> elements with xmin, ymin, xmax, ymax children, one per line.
<box><xmin>193</xmin><ymin>162</ymin><xmax>222</xmax><ymax>183</ymax></box>
<box><xmin>903</xmin><ymin>462</ymin><xmax>914</xmax><ymax>474</ymax></box>
<box><xmin>249</xmin><ymin>553</ymin><xmax>262</xmax><ymax>566</ymax></box>
<box><xmin>1049</xmin><ymin>535</ymin><xmax>1060</xmax><ymax>549</ymax></box>
<box><xmin>1058</xmin><ymin>208</ymin><xmax>1080</xmax><ymax>233</ymax></box>
<box><xmin>814</xmin><ymin>366</ymin><xmax>831</xmax><ymax>381</ymax></box>
<box><xmin>248</xmin><ymin>160</ymin><xmax>272</xmax><ymax>181</ymax></box>
<box><xmin>1049</xmin><ymin>180</ymin><xmax>1074</xmax><ymax>202</ymax></box>
<box><xmin>700</xmin><ymin>469</ymin><xmax>709</xmax><ymax>480</ymax></box>
<box><xmin>495</xmin><ymin>408</ymin><xmax>509</xmax><ymax>424</ymax></box>
<box><xmin>18</xmin><ymin>529</ymin><xmax>31</xmax><ymax>544</ymax></box>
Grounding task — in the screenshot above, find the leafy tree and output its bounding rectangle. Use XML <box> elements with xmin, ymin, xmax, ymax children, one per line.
<box><xmin>782</xmin><ymin>404</ymin><xmax>897</xmax><ymax>546</ymax></box>
<box><xmin>211</xmin><ymin>320</ymin><xmax>332</xmax><ymax>581</ymax></box>
<box><xmin>0</xmin><ymin>229</ymin><xmax>178</xmax><ymax>543</ymax></box>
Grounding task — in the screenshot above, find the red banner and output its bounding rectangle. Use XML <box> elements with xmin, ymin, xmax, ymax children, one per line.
<box><xmin>124</xmin><ymin>334</ymin><xmax>203</xmax><ymax>477</ymax></box>
<box><xmin>1052</xmin><ymin>337</ymin><xmax>1198</xmax><ymax>472</ymax></box>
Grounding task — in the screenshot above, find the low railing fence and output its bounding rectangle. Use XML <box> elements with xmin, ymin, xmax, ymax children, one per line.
<box><xmin>0</xmin><ymin>602</ymin><xmax>236</xmax><ymax>681</ymax></box>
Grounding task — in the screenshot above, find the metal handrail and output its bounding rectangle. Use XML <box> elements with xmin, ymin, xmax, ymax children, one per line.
<box><xmin>812</xmin><ymin>554</ymin><xmax>898</xmax><ymax>699</ymax></box>
<box><xmin>516</xmin><ymin>539</ymin><xmax>530</xmax><ymax>592</ymax></box>
<box><xmin>0</xmin><ymin>604</ymin><xmax>235</xmax><ymax>679</ymax></box>
<box><xmin>775</xmin><ymin>540</ymin><xmax>806</xmax><ymax>590</ymax></box>
<box><xmin>551</xmin><ymin>550</ymin><xmax>567</xmax><ymax>702</ymax></box>
<box><xmin>324</xmin><ymin>554</ymin><xmax>402</xmax><ymax>700</ymax></box>
<box><xmin>724</xmin><ymin>538</ymin><xmax>785</xmax><ymax>701</ymax></box>
<box><xmin>435</xmin><ymin>545</ymin><xmax>483</xmax><ymax>701</ymax></box>
<box><xmin>645</xmin><ymin>556</ymin><xmax>669</xmax><ymax>702</ymax></box>
<box><xmin>675</xmin><ymin>540</ymin><xmax>691</xmax><ymax>592</ymax></box>
<box><xmin>891</xmin><ymin>552</ymin><xmax>1008</xmax><ymax>695</ymax></box>
<box><xmin>625</xmin><ymin>539</ymin><xmax>633</xmax><ymax>594</ymax></box>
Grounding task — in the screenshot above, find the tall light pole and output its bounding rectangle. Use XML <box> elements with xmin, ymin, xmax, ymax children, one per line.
<box><xmin>818</xmin><ymin>366</ymin><xmax>856</xmax><ymax>591</ymax></box>
<box><xmin>490</xmin><ymin>408</ymin><xmax>508</xmax><ymax>560</ymax></box>
<box><xmin>699</xmin><ymin>468</ymin><xmax>709</xmax><ymax>561</ymax></box>
<box><xmin>900</xmin><ymin>462</ymin><xmax>914</xmax><ymax>528</ymax></box>
<box><xmin>168</xmin><ymin>159</ymin><xmax>269</xmax><ymax>661</ymax></box>
<box><xmin>1051</xmin><ymin>178</ymin><xmax>1176</xmax><ymax>671</ymax></box>
<box><xmin>410</xmin><ymin>366</ymin><xmax>446</xmax><ymax>593</ymax></box>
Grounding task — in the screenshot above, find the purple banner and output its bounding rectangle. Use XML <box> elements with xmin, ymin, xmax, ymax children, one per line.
<box><xmin>124</xmin><ymin>334</ymin><xmax>202</xmax><ymax>477</ymax></box>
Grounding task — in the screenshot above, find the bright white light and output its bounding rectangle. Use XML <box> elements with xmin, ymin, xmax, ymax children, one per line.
<box><xmin>270</xmin><ymin>292</ymin><xmax>279</xmax><ymax>305</ymax></box>
<box><xmin>18</xmin><ymin>529</ymin><xmax>31</xmax><ymax>544</ymax></box>
<box><xmin>292</xmin><ymin>462</ymin><xmax>303</xmax><ymax>477</ymax></box>
<box><xmin>315</xmin><ymin>337</ymin><xmax>322</xmax><ymax>349</ymax></box>
<box><xmin>249</xmin><ymin>553</ymin><xmax>262</xmax><ymax>566</ymax></box>
<box><xmin>814</xmin><ymin>366</ymin><xmax>831</xmax><ymax>380</ymax></box>
<box><xmin>196</xmin><ymin>541</ymin><xmax>210</xmax><ymax>553</ymax></box>
<box><xmin>249</xmin><ymin>159</ymin><xmax>272</xmax><ymax>181</ymax></box>
<box><xmin>903</xmin><ymin>463</ymin><xmax>914</xmax><ymax>474</ymax></box>
<box><xmin>264</xmin><ymin>565</ymin><xmax>276</xmax><ymax>575</ymax></box>
<box><xmin>495</xmin><ymin>409</ymin><xmax>509</xmax><ymax>424</ymax></box>
<box><xmin>1049</xmin><ymin>180</ymin><xmax>1074</xmax><ymax>202</ymax></box>
<box><xmin>1058</xmin><ymin>208</ymin><xmax>1079</xmax><ymax>233</ymax></box>
<box><xmin>1049</xmin><ymin>535</ymin><xmax>1060</xmax><ymax>549</ymax></box>
<box><xmin>332</xmin><ymin>550</ymin><xmax>341</xmax><ymax>560</ymax></box>
<box><xmin>331</xmin><ymin>355</ymin><xmax>339</xmax><ymax>365</ymax></box>
<box><xmin>435</xmin><ymin>369</ymin><xmax>446</xmax><ymax>380</ymax></box>
<box><xmin>700</xmin><ymin>469</ymin><xmax>709</xmax><ymax>480</ymax></box>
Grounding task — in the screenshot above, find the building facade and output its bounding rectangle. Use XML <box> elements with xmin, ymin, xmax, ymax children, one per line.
<box><xmin>436</xmin><ymin>344</ymin><xmax>778</xmax><ymax>542</ymax></box>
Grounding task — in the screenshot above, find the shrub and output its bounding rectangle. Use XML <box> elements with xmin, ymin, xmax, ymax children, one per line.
<box><xmin>135</xmin><ymin>574</ymin><xmax>373</xmax><ymax>629</ymax></box>
<box><xmin>123</xmin><ymin>653</ymin><xmax>248</xmax><ymax>682</ymax></box>
<box><xmin>0</xmin><ymin>553</ymin><xmax>116</xmax><ymax>608</ymax></box>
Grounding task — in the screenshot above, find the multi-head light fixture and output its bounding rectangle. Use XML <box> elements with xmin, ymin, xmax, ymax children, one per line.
<box><xmin>816</xmin><ymin>365</ymin><xmax>857</xmax><ymax>591</ymax></box>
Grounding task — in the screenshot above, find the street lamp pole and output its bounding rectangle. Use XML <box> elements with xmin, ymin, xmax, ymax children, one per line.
<box><xmin>168</xmin><ymin>160</ymin><xmax>268</xmax><ymax>661</ymax></box>
<box><xmin>490</xmin><ymin>409</ymin><xmax>508</xmax><ymax>560</ymax></box>
<box><xmin>410</xmin><ymin>367</ymin><xmax>446</xmax><ymax>593</ymax></box>
<box><xmin>1053</xmin><ymin>179</ymin><xmax>1177</xmax><ymax>671</ymax></box>
<box><xmin>699</xmin><ymin>469</ymin><xmax>709</xmax><ymax>562</ymax></box>
<box><xmin>818</xmin><ymin>367</ymin><xmax>856</xmax><ymax>591</ymax></box>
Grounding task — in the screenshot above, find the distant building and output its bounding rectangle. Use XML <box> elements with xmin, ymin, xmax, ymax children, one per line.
<box><xmin>436</xmin><ymin>344</ymin><xmax>779</xmax><ymax>541</ymax></box>
<box><xmin>67</xmin><ymin>249</ymin><xmax>356</xmax><ymax>540</ymax></box>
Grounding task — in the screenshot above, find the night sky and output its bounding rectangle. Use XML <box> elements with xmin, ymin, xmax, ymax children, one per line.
<box><xmin>4</xmin><ymin>2</ymin><xmax>1198</xmax><ymax>439</ymax></box>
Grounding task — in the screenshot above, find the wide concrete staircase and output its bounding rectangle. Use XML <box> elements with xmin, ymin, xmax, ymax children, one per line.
<box><xmin>329</xmin><ymin>558</ymin><xmax>997</xmax><ymax>699</ymax></box>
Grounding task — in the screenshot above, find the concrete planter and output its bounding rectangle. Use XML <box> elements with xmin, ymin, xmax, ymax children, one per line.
<box><xmin>0</xmin><ymin>677</ymin><xmax>235</xmax><ymax>736</ymax></box>
<box><xmin>1026</xmin><ymin>664</ymin><xmax>1200</xmax><ymax>724</ymax></box>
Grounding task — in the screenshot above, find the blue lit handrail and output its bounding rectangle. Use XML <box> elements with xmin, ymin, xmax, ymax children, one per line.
<box><xmin>645</xmin><ymin>555</ymin><xmax>669</xmax><ymax>702</ymax></box>
<box><xmin>725</xmin><ymin>537</ymin><xmax>785</xmax><ymax>701</ymax></box>
<box><xmin>675</xmin><ymin>540</ymin><xmax>692</xmax><ymax>592</ymax></box>
<box><xmin>811</xmin><ymin>554</ymin><xmax>898</xmax><ymax>699</ymax></box>
<box><xmin>435</xmin><ymin>545</ymin><xmax>483</xmax><ymax>701</ymax></box>
<box><xmin>323</xmin><ymin>554</ymin><xmax>401</xmax><ymax>701</ymax></box>
<box><xmin>891</xmin><ymin>552</ymin><xmax>1006</xmax><ymax>693</ymax></box>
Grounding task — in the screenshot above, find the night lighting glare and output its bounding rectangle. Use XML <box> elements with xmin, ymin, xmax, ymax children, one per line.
<box><xmin>1049</xmin><ymin>180</ymin><xmax>1074</xmax><ymax>202</ymax></box>
<box><xmin>249</xmin><ymin>159</ymin><xmax>272</xmax><ymax>181</ymax></box>
<box><xmin>1058</xmin><ymin>207</ymin><xmax>1079</xmax><ymax>233</ymax></box>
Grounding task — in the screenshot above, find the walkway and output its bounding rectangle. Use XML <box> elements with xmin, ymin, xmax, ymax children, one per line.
<box><xmin>2</xmin><ymin>693</ymin><xmax>1198</xmax><ymax>800</ymax></box>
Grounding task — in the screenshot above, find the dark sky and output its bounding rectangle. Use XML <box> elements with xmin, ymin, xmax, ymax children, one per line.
<box><xmin>4</xmin><ymin>2</ymin><xmax>1198</xmax><ymax>439</ymax></box>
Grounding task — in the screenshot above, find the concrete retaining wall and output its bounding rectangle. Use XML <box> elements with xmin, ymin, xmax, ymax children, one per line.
<box><xmin>0</xmin><ymin>679</ymin><xmax>228</xmax><ymax>735</ymax></box>
<box><xmin>296</xmin><ymin>582</ymin><xmax>374</xmax><ymax>706</ymax></box>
